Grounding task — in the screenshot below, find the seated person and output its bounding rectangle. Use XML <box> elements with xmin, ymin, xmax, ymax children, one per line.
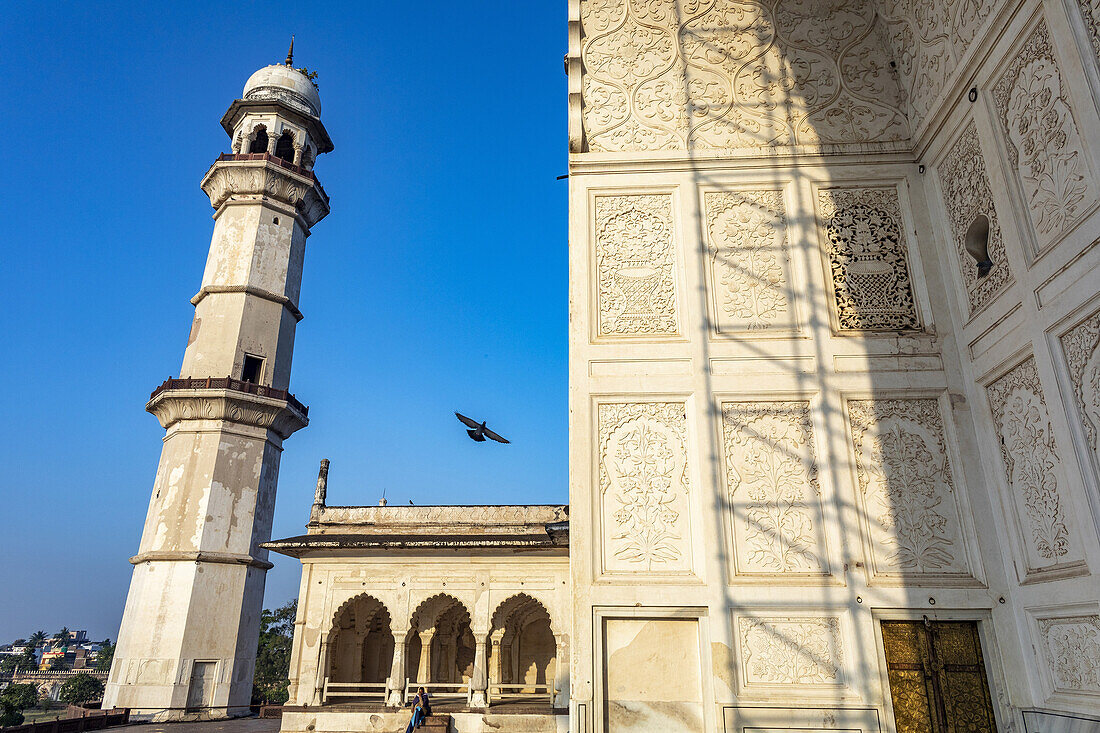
<box><xmin>405</xmin><ymin>687</ymin><xmax>431</xmax><ymax>732</ymax></box>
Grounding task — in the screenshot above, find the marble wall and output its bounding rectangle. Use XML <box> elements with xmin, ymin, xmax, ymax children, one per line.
<box><xmin>568</xmin><ymin>0</ymin><xmax>1100</xmax><ymax>730</ymax></box>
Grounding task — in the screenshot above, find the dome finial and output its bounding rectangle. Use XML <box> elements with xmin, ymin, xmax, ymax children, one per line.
<box><xmin>285</xmin><ymin>35</ymin><xmax>294</xmax><ymax>66</ymax></box>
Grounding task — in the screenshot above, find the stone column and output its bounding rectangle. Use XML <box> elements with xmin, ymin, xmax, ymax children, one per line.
<box><xmin>312</xmin><ymin>639</ymin><xmax>329</xmax><ymax>706</ymax></box>
<box><xmin>293</xmin><ymin>144</ymin><xmax>304</xmax><ymax>166</ymax></box>
<box><xmin>489</xmin><ymin>630</ymin><xmax>504</xmax><ymax>685</ymax></box>
<box><xmin>266</xmin><ymin>131</ymin><xmax>278</xmax><ymax>154</ymax></box>
<box><xmin>469</xmin><ymin>633</ymin><xmax>489</xmax><ymax>709</ymax></box>
<box><xmin>553</xmin><ymin>634</ymin><xmax>569</xmax><ymax>709</ymax></box>
<box><xmin>386</xmin><ymin>632</ymin><xmax>407</xmax><ymax>708</ymax></box>
<box><xmin>353</xmin><ymin>633</ymin><xmax>365</xmax><ymax>682</ymax></box>
<box><xmin>416</xmin><ymin>629</ymin><xmax>434</xmax><ymax>683</ymax></box>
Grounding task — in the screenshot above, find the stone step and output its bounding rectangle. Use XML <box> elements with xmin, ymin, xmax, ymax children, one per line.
<box><xmin>416</xmin><ymin>715</ymin><xmax>449</xmax><ymax>731</ymax></box>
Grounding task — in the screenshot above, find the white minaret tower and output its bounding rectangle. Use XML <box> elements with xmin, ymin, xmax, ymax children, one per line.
<box><xmin>104</xmin><ymin>45</ymin><xmax>332</xmax><ymax>720</ymax></box>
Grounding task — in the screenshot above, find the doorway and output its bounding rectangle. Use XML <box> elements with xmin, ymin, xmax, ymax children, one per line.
<box><xmin>186</xmin><ymin>661</ymin><xmax>217</xmax><ymax>712</ymax></box>
<box><xmin>881</xmin><ymin>620</ymin><xmax>997</xmax><ymax>733</ymax></box>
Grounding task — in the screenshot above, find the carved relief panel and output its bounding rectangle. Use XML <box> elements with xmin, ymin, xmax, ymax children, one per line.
<box><xmin>593</xmin><ymin>194</ymin><xmax>680</xmax><ymax>338</ymax></box>
<box><xmin>877</xmin><ymin>0</ymin><xmax>1006</xmax><ymax>130</ymax></box>
<box><xmin>847</xmin><ymin>398</ymin><xmax>976</xmax><ymax>583</ymax></box>
<box><xmin>598</xmin><ymin>401</ymin><xmax>694</xmax><ymax>575</ymax></box>
<box><xmin>1036</xmin><ymin>613</ymin><xmax>1100</xmax><ymax>698</ymax></box>
<box><xmin>721</xmin><ymin>401</ymin><xmax>830</xmax><ymax>578</ymax></box>
<box><xmin>578</xmin><ymin>0</ymin><xmax>910</xmax><ymax>153</ymax></box>
<box><xmin>816</xmin><ymin>186</ymin><xmax>922</xmax><ymax>332</ymax></box>
<box><xmin>1079</xmin><ymin>0</ymin><xmax>1100</xmax><ymax>69</ymax></box>
<box><xmin>703</xmin><ymin>189</ymin><xmax>798</xmax><ymax>335</ymax></box>
<box><xmin>986</xmin><ymin>357</ymin><xmax>1086</xmax><ymax>577</ymax></box>
<box><xmin>736</xmin><ymin>614</ymin><xmax>846</xmax><ymax>692</ymax></box>
<box><xmin>992</xmin><ymin>19</ymin><xmax>1098</xmax><ymax>255</ymax></box>
<box><xmin>1061</xmin><ymin>304</ymin><xmax>1100</xmax><ymax>454</ymax></box>
<box><xmin>937</xmin><ymin>121</ymin><xmax>1012</xmax><ymax>314</ymax></box>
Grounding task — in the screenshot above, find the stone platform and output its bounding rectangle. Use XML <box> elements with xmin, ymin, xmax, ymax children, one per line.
<box><xmin>281</xmin><ymin>707</ymin><xmax>568</xmax><ymax>733</ymax></box>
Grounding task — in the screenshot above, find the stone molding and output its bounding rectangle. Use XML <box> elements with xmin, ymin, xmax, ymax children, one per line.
<box><xmin>146</xmin><ymin>387</ymin><xmax>308</xmax><ymax>440</ymax></box>
<box><xmin>129</xmin><ymin>549</ymin><xmax>274</xmax><ymax>571</ymax></box>
<box><xmin>190</xmin><ymin>284</ymin><xmax>304</xmax><ymax>323</ymax></box>
<box><xmin>201</xmin><ymin>159</ymin><xmax>329</xmax><ymax>228</ymax></box>
<box><xmin>311</xmin><ymin>504</ymin><xmax>568</xmax><ymax>533</ymax></box>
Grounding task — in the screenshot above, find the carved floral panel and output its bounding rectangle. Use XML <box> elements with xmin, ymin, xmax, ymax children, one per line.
<box><xmin>937</xmin><ymin>121</ymin><xmax>1012</xmax><ymax>313</ymax></box>
<box><xmin>848</xmin><ymin>399</ymin><xmax>972</xmax><ymax>580</ymax></box>
<box><xmin>817</xmin><ymin>187</ymin><xmax>921</xmax><ymax>331</ymax></box>
<box><xmin>1061</xmin><ymin>305</ymin><xmax>1100</xmax><ymax>452</ymax></box>
<box><xmin>598</xmin><ymin>401</ymin><xmax>692</xmax><ymax>573</ymax></box>
<box><xmin>992</xmin><ymin>20</ymin><xmax>1097</xmax><ymax>253</ymax></box>
<box><xmin>722</xmin><ymin>401</ymin><xmax>829</xmax><ymax>576</ymax></box>
<box><xmin>594</xmin><ymin>194</ymin><xmax>680</xmax><ymax>337</ymax></box>
<box><xmin>738</xmin><ymin>616</ymin><xmax>844</xmax><ymax>686</ymax></box>
<box><xmin>1079</xmin><ymin>0</ymin><xmax>1100</xmax><ymax>69</ymax></box>
<box><xmin>1037</xmin><ymin>614</ymin><xmax>1100</xmax><ymax>695</ymax></box>
<box><xmin>878</xmin><ymin>0</ymin><xmax>1005</xmax><ymax>129</ymax></box>
<box><xmin>579</xmin><ymin>0</ymin><xmax>910</xmax><ymax>152</ymax></box>
<box><xmin>704</xmin><ymin>190</ymin><xmax>797</xmax><ymax>334</ymax></box>
<box><xmin>986</xmin><ymin>357</ymin><xmax>1083</xmax><ymax>573</ymax></box>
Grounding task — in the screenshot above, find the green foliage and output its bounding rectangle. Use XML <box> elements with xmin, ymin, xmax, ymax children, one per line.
<box><xmin>295</xmin><ymin>68</ymin><xmax>319</xmax><ymax>88</ymax></box>
<box><xmin>17</xmin><ymin>645</ymin><xmax>37</xmax><ymax>670</ymax></box>
<box><xmin>251</xmin><ymin>599</ymin><xmax>297</xmax><ymax>705</ymax></box>
<box><xmin>59</xmin><ymin>673</ymin><xmax>104</xmax><ymax>705</ymax></box>
<box><xmin>0</xmin><ymin>656</ymin><xmax>19</xmax><ymax>674</ymax></box>
<box><xmin>1</xmin><ymin>684</ymin><xmax>39</xmax><ymax>711</ymax></box>
<box><xmin>54</xmin><ymin>628</ymin><xmax>70</xmax><ymax>651</ymax></box>
<box><xmin>0</xmin><ymin>683</ymin><xmax>38</xmax><ymax>726</ymax></box>
<box><xmin>95</xmin><ymin>641</ymin><xmax>115</xmax><ymax>672</ymax></box>
<box><xmin>0</xmin><ymin>708</ymin><xmax>24</xmax><ymax>727</ymax></box>
<box><xmin>28</xmin><ymin>631</ymin><xmax>46</xmax><ymax>647</ymax></box>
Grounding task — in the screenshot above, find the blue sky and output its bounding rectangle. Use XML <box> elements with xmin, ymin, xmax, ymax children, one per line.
<box><xmin>0</xmin><ymin>1</ymin><xmax>567</xmax><ymax>642</ymax></box>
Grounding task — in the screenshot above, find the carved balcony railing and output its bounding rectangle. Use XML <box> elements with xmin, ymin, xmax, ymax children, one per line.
<box><xmin>150</xmin><ymin>377</ymin><xmax>308</xmax><ymax>416</ymax></box>
<box><xmin>211</xmin><ymin>152</ymin><xmax>329</xmax><ymax>203</ymax></box>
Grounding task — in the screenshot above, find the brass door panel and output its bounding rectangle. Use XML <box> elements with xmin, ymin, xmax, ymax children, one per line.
<box><xmin>882</xmin><ymin>620</ymin><xmax>997</xmax><ymax>733</ymax></box>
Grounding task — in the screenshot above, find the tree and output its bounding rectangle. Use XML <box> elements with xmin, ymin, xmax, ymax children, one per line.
<box><xmin>59</xmin><ymin>673</ymin><xmax>104</xmax><ymax>705</ymax></box>
<box><xmin>252</xmin><ymin>599</ymin><xmax>297</xmax><ymax>705</ymax></box>
<box><xmin>0</xmin><ymin>683</ymin><xmax>38</xmax><ymax>727</ymax></box>
<box><xmin>95</xmin><ymin>640</ymin><xmax>115</xmax><ymax>672</ymax></box>
<box><xmin>54</xmin><ymin>628</ymin><xmax>70</xmax><ymax>650</ymax></box>
<box><xmin>17</xmin><ymin>645</ymin><xmax>37</xmax><ymax>671</ymax></box>
<box><xmin>27</xmin><ymin>631</ymin><xmax>46</xmax><ymax>648</ymax></box>
<box><xmin>0</xmin><ymin>656</ymin><xmax>18</xmax><ymax>674</ymax></box>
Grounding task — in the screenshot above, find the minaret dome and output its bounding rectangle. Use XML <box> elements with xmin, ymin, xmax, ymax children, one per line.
<box><xmin>243</xmin><ymin>64</ymin><xmax>321</xmax><ymax>116</ymax></box>
<box><xmin>222</xmin><ymin>53</ymin><xmax>332</xmax><ymax>171</ymax></box>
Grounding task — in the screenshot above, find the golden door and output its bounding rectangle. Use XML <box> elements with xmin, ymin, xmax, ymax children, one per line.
<box><xmin>881</xmin><ymin>621</ymin><xmax>997</xmax><ymax>733</ymax></box>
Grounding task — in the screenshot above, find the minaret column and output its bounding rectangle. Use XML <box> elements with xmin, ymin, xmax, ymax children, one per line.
<box><xmin>104</xmin><ymin>57</ymin><xmax>332</xmax><ymax>722</ymax></box>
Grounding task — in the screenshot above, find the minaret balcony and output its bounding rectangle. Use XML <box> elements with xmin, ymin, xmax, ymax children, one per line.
<box><xmin>146</xmin><ymin>376</ymin><xmax>309</xmax><ymax>439</ymax></box>
<box><xmin>202</xmin><ymin>152</ymin><xmax>330</xmax><ymax>228</ymax></box>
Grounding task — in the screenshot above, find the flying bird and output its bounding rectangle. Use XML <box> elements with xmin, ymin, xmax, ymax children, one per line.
<box><xmin>455</xmin><ymin>412</ymin><xmax>510</xmax><ymax>444</ymax></box>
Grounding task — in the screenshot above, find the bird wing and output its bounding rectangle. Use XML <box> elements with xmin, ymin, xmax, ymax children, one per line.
<box><xmin>455</xmin><ymin>412</ymin><xmax>481</xmax><ymax>429</ymax></box>
<box><xmin>483</xmin><ymin>426</ymin><xmax>510</xmax><ymax>444</ymax></box>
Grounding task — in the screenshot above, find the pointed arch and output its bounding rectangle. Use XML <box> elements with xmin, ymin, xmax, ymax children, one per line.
<box><xmin>248</xmin><ymin>125</ymin><xmax>269</xmax><ymax>154</ymax></box>
<box><xmin>488</xmin><ymin>593</ymin><xmax>557</xmax><ymax>690</ymax></box>
<box><xmin>326</xmin><ymin>593</ymin><xmax>393</xmax><ymax>685</ymax></box>
<box><xmin>274</xmin><ymin>130</ymin><xmax>296</xmax><ymax>163</ymax></box>
<box><xmin>407</xmin><ymin>594</ymin><xmax>474</xmax><ymax>684</ymax></box>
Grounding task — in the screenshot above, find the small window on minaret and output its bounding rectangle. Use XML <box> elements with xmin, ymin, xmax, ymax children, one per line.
<box><xmin>249</xmin><ymin>129</ymin><xmax>268</xmax><ymax>154</ymax></box>
<box><xmin>275</xmin><ymin>132</ymin><xmax>295</xmax><ymax>163</ymax></box>
<box><xmin>241</xmin><ymin>355</ymin><xmax>264</xmax><ymax>384</ymax></box>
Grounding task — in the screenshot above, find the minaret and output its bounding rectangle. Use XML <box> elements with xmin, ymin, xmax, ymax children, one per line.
<box><xmin>104</xmin><ymin>51</ymin><xmax>332</xmax><ymax>720</ymax></box>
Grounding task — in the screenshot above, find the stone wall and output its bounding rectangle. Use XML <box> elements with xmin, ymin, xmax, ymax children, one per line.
<box><xmin>567</xmin><ymin>0</ymin><xmax>1100</xmax><ymax>731</ymax></box>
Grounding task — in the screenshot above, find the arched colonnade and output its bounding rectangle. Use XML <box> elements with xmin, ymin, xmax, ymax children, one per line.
<box><xmin>318</xmin><ymin>592</ymin><xmax>564</xmax><ymax>708</ymax></box>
